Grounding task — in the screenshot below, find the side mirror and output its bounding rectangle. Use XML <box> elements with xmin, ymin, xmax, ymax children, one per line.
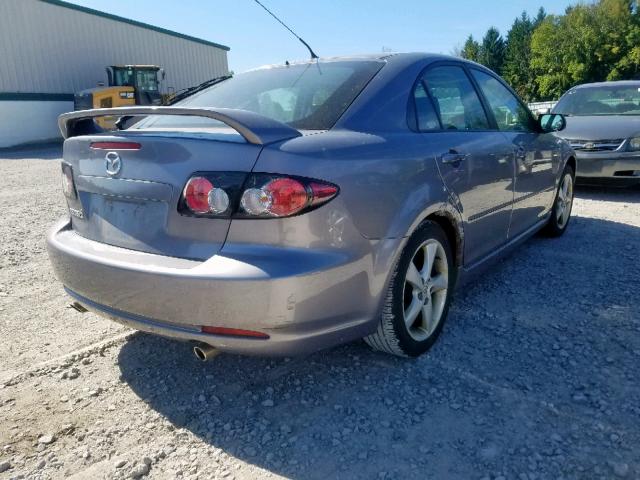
<box><xmin>538</xmin><ymin>113</ymin><xmax>566</xmax><ymax>133</ymax></box>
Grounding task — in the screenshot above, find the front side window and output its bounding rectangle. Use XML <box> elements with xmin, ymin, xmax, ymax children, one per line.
<box><xmin>471</xmin><ymin>69</ymin><xmax>535</xmax><ymax>132</ymax></box>
<box><xmin>114</xmin><ymin>69</ymin><xmax>134</xmax><ymax>87</ymax></box>
<box><xmin>422</xmin><ymin>65</ymin><xmax>490</xmax><ymax>131</ymax></box>
<box><xmin>135</xmin><ymin>61</ymin><xmax>383</xmax><ymax>131</ymax></box>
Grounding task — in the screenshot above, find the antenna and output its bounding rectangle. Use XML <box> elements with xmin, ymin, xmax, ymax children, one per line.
<box><xmin>252</xmin><ymin>0</ymin><xmax>319</xmax><ymax>60</ymax></box>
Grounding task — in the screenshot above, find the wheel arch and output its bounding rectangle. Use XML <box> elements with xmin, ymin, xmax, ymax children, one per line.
<box><xmin>425</xmin><ymin>212</ymin><xmax>464</xmax><ymax>268</ymax></box>
<box><xmin>565</xmin><ymin>155</ymin><xmax>576</xmax><ymax>175</ymax></box>
<box><xmin>402</xmin><ymin>203</ymin><xmax>464</xmax><ymax>269</ymax></box>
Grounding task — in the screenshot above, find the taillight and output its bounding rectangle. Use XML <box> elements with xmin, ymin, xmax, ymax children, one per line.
<box><xmin>179</xmin><ymin>173</ymin><xmax>339</xmax><ymax>219</ymax></box>
<box><xmin>183</xmin><ymin>177</ymin><xmax>230</xmax><ymax>214</ymax></box>
<box><xmin>178</xmin><ymin>172</ymin><xmax>246</xmax><ymax>218</ymax></box>
<box><xmin>61</xmin><ymin>163</ymin><xmax>76</xmax><ymax>199</ymax></box>
<box><xmin>241</xmin><ymin>178</ymin><xmax>308</xmax><ymax>217</ymax></box>
<box><xmin>238</xmin><ymin>174</ymin><xmax>338</xmax><ymax>218</ymax></box>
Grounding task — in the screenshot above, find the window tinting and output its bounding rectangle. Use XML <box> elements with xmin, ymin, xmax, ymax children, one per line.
<box><xmin>471</xmin><ymin>70</ymin><xmax>534</xmax><ymax>132</ymax></box>
<box><xmin>423</xmin><ymin>66</ymin><xmax>489</xmax><ymax>131</ymax></box>
<box><xmin>134</xmin><ymin>61</ymin><xmax>384</xmax><ymax>131</ymax></box>
<box><xmin>413</xmin><ymin>83</ymin><xmax>441</xmax><ymax>131</ymax></box>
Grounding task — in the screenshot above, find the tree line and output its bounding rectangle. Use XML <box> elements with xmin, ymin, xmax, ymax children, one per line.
<box><xmin>457</xmin><ymin>0</ymin><xmax>640</xmax><ymax>101</ymax></box>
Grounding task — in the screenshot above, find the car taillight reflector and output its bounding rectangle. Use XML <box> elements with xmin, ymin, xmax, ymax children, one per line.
<box><xmin>61</xmin><ymin>163</ymin><xmax>76</xmax><ymax>199</ymax></box>
<box><xmin>90</xmin><ymin>141</ymin><xmax>141</xmax><ymax>150</ymax></box>
<box><xmin>266</xmin><ymin>178</ymin><xmax>308</xmax><ymax>216</ymax></box>
<box><xmin>184</xmin><ymin>177</ymin><xmax>215</xmax><ymax>214</ymax></box>
<box><xmin>201</xmin><ymin>326</ymin><xmax>270</xmax><ymax>339</ymax></box>
<box><xmin>309</xmin><ymin>182</ymin><xmax>339</xmax><ymax>205</ymax></box>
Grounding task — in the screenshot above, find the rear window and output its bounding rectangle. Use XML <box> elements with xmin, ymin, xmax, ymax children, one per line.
<box><xmin>135</xmin><ymin>61</ymin><xmax>383</xmax><ymax>131</ymax></box>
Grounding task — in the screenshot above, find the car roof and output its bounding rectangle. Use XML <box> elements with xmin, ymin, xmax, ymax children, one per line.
<box><xmin>246</xmin><ymin>52</ymin><xmax>470</xmax><ymax>72</ymax></box>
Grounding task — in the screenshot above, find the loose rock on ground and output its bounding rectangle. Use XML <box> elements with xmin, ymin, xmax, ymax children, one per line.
<box><xmin>0</xmin><ymin>146</ymin><xmax>638</xmax><ymax>479</ymax></box>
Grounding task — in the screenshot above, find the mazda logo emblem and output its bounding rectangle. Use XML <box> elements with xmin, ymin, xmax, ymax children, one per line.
<box><xmin>105</xmin><ymin>152</ymin><xmax>122</xmax><ymax>176</ymax></box>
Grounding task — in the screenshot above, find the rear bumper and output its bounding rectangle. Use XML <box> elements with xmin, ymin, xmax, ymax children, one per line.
<box><xmin>576</xmin><ymin>151</ymin><xmax>640</xmax><ymax>185</ymax></box>
<box><xmin>47</xmin><ymin>219</ymin><xmax>378</xmax><ymax>355</ymax></box>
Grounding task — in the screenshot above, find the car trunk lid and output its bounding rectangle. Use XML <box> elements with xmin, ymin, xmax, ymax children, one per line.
<box><xmin>62</xmin><ymin>132</ymin><xmax>260</xmax><ymax>260</ymax></box>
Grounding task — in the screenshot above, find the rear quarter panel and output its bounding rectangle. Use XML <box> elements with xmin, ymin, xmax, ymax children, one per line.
<box><xmin>251</xmin><ymin>130</ymin><xmax>449</xmax><ymax>242</ymax></box>
<box><xmin>235</xmin><ymin>130</ymin><xmax>453</xmax><ymax>329</ymax></box>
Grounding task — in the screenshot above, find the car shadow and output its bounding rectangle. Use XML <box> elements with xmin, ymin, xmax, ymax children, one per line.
<box><xmin>118</xmin><ymin>214</ymin><xmax>640</xmax><ymax>479</ymax></box>
<box><xmin>575</xmin><ymin>184</ymin><xmax>640</xmax><ymax>203</ymax></box>
<box><xmin>0</xmin><ymin>141</ymin><xmax>62</xmax><ymax>160</ymax></box>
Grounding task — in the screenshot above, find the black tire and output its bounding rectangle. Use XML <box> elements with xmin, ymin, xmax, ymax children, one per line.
<box><xmin>543</xmin><ymin>164</ymin><xmax>575</xmax><ymax>237</ymax></box>
<box><xmin>364</xmin><ymin>221</ymin><xmax>455</xmax><ymax>357</ymax></box>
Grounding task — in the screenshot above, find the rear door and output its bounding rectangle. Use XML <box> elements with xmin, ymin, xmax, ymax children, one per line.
<box><xmin>469</xmin><ymin>68</ymin><xmax>558</xmax><ymax>237</ymax></box>
<box><xmin>415</xmin><ymin>64</ymin><xmax>515</xmax><ymax>265</ymax></box>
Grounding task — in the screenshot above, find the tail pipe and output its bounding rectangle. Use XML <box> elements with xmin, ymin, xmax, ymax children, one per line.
<box><xmin>70</xmin><ymin>301</ymin><xmax>88</xmax><ymax>313</ymax></box>
<box><xmin>193</xmin><ymin>343</ymin><xmax>220</xmax><ymax>361</ymax></box>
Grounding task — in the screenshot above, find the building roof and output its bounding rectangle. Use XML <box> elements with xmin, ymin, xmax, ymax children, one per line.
<box><xmin>39</xmin><ymin>0</ymin><xmax>230</xmax><ymax>51</ymax></box>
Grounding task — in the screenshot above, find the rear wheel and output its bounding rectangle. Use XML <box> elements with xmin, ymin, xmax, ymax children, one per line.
<box><xmin>365</xmin><ymin>221</ymin><xmax>455</xmax><ymax>357</ymax></box>
<box><xmin>543</xmin><ymin>164</ymin><xmax>575</xmax><ymax>237</ymax></box>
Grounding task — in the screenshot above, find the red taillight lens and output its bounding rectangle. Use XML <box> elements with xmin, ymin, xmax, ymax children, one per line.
<box><xmin>90</xmin><ymin>141</ymin><xmax>141</xmax><ymax>150</ymax></box>
<box><xmin>201</xmin><ymin>326</ymin><xmax>269</xmax><ymax>339</ymax></box>
<box><xmin>184</xmin><ymin>177</ymin><xmax>214</xmax><ymax>214</ymax></box>
<box><xmin>309</xmin><ymin>182</ymin><xmax>339</xmax><ymax>206</ymax></box>
<box><xmin>264</xmin><ymin>178</ymin><xmax>308</xmax><ymax>216</ymax></box>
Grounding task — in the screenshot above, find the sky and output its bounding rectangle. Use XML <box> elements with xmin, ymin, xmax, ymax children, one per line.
<box><xmin>67</xmin><ymin>0</ymin><xmax>577</xmax><ymax>73</ymax></box>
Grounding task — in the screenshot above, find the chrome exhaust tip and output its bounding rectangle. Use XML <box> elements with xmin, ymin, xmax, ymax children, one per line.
<box><xmin>193</xmin><ymin>343</ymin><xmax>220</xmax><ymax>361</ymax></box>
<box><xmin>70</xmin><ymin>301</ymin><xmax>88</xmax><ymax>313</ymax></box>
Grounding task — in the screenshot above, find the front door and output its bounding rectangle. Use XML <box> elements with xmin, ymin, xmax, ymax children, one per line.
<box><xmin>469</xmin><ymin>68</ymin><xmax>558</xmax><ymax>237</ymax></box>
<box><xmin>417</xmin><ymin>64</ymin><xmax>515</xmax><ymax>265</ymax></box>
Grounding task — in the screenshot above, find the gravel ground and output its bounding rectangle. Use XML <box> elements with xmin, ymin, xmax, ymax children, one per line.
<box><xmin>0</xmin><ymin>146</ymin><xmax>639</xmax><ymax>480</ymax></box>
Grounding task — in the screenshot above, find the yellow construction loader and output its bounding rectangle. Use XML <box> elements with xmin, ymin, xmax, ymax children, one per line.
<box><xmin>74</xmin><ymin>65</ymin><xmax>167</xmax><ymax>127</ymax></box>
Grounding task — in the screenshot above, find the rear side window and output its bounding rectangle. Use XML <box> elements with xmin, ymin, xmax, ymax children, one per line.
<box><xmin>470</xmin><ymin>69</ymin><xmax>535</xmax><ymax>132</ymax></box>
<box><xmin>422</xmin><ymin>66</ymin><xmax>490</xmax><ymax>131</ymax></box>
<box><xmin>413</xmin><ymin>83</ymin><xmax>441</xmax><ymax>131</ymax></box>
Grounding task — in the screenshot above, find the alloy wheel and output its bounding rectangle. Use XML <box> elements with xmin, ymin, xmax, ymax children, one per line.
<box><xmin>402</xmin><ymin>239</ymin><xmax>449</xmax><ymax>342</ymax></box>
<box><xmin>556</xmin><ymin>173</ymin><xmax>573</xmax><ymax>228</ymax></box>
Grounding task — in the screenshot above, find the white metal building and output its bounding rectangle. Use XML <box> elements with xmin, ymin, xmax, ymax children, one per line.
<box><xmin>0</xmin><ymin>0</ymin><xmax>230</xmax><ymax>148</ymax></box>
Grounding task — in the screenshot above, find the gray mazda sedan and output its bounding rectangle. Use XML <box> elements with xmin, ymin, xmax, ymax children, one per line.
<box><xmin>47</xmin><ymin>53</ymin><xmax>575</xmax><ymax>359</ymax></box>
<box><xmin>552</xmin><ymin>80</ymin><xmax>640</xmax><ymax>186</ymax></box>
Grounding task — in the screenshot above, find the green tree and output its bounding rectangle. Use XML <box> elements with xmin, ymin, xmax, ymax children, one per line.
<box><xmin>480</xmin><ymin>27</ymin><xmax>505</xmax><ymax>74</ymax></box>
<box><xmin>530</xmin><ymin>0</ymin><xmax>640</xmax><ymax>99</ymax></box>
<box><xmin>596</xmin><ymin>0</ymin><xmax>640</xmax><ymax>80</ymax></box>
<box><xmin>461</xmin><ymin>35</ymin><xmax>481</xmax><ymax>62</ymax></box>
<box><xmin>534</xmin><ymin>6</ymin><xmax>547</xmax><ymax>26</ymax></box>
<box><xmin>503</xmin><ymin>12</ymin><xmax>536</xmax><ymax>100</ymax></box>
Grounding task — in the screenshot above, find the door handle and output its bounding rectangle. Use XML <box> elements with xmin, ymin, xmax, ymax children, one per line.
<box><xmin>440</xmin><ymin>151</ymin><xmax>468</xmax><ymax>165</ymax></box>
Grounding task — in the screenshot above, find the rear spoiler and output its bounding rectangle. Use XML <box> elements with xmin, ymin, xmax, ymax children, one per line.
<box><xmin>58</xmin><ymin>106</ymin><xmax>302</xmax><ymax>146</ymax></box>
